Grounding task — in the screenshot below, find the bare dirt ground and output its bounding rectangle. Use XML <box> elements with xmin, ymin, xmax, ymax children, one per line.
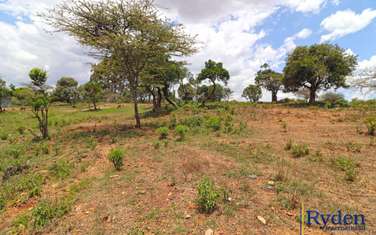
<box><xmin>1</xmin><ymin>104</ymin><xmax>375</xmax><ymax>234</ymax></box>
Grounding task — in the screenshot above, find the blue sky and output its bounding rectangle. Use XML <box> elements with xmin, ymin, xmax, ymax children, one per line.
<box><xmin>0</xmin><ymin>0</ymin><xmax>375</xmax><ymax>100</ymax></box>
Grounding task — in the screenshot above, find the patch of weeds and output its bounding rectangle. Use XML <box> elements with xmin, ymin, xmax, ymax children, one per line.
<box><xmin>309</xmin><ymin>150</ymin><xmax>324</xmax><ymax>162</ymax></box>
<box><xmin>273</xmin><ymin>160</ymin><xmax>290</xmax><ymax>182</ymax></box>
<box><xmin>277</xmin><ymin>193</ymin><xmax>300</xmax><ymax>210</ymax></box>
<box><xmin>0</xmin><ymin>196</ymin><xmax>5</xmax><ymax>212</ymax></box>
<box><xmin>276</xmin><ymin>180</ymin><xmax>313</xmax><ymax>197</ymax></box>
<box><xmin>85</xmin><ymin>137</ymin><xmax>97</xmax><ymax>150</ymax></box>
<box><xmin>0</xmin><ymin>132</ymin><xmax>8</xmax><ymax>141</ymax></box>
<box><xmin>35</xmin><ymin>142</ymin><xmax>50</xmax><ymax>156</ymax></box>
<box><xmin>181</xmin><ymin>115</ymin><xmax>204</xmax><ymax>129</ymax></box>
<box><xmin>206</xmin><ymin>116</ymin><xmax>221</xmax><ymax>132</ymax></box>
<box><xmin>333</xmin><ymin>156</ymin><xmax>358</xmax><ymax>182</ymax></box>
<box><xmin>11</xmin><ymin>213</ymin><xmax>30</xmax><ymax>233</ymax></box>
<box><xmin>108</xmin><ymin>147</ymin><xmax>125</xmax><ymax>170</ymax></box>
<box><xmin>5</xmin><ymin>144</ymin><xmax>25</xmax><ymax>159</ymax></box>
<box><xmin>169</xmin><ymin>114</ymin><xmax>177</xmax><ymax>129</ymax></box>
<box><xmin>49</xmin><ymin>160</ymin><xmax>72</xmax><ymax>180</ymax></box>
<box><xmin>291</xmin><ymin>144</ymin><xmax>310</xmax><ymax>158</ymax></box>
<box><xmin>153</xmin><ymin>141</ymin><xmax>161</xmax><ymax>149</ymax></box>
<box><xmin>17</xmin><ymin>127</ymin><xmax>26</xmax><ymax>135</ymax></box>
<box><xmin>365</xmin><ymin>116</ymin><xmax>376</xmax><ymax>136</ymax></box>
<box><xmin>128</xmin><ymin>227</ymin><xmax>145</xmax><ymax>235</ymax></box>
<box><xmin>281</xmin><ymin>121</ymin><xmax>288</xmax><ymax>132</ymax></box>
<box><xmin>284</xmin><ymin>139</ymin><xmax>293</xmax><ymax>151</ymax></box>
<box><xmin>223</xmin><ymin>115</ymin><xmax>234</xmax><ymax>134</ymax></box>
<box><xmin>346</xmin><ymin>142</ymin><xmax>362</xmax><ymax>153</ymax></box>
<box><xmin>250</xmin><ymin>146</ymin><xmax>276</xmax><ymax>163</ymax></box>
<box><xmin>32</xmin><ymin>198</ymin><xmax>73</xmax><ymax>230</ymax></box>
<box><xmin>156</xmin><ymin>126</ymin><xmax>169</xmax><ymax>140</ymax></box>
<box><xmin>175</xmin><ymin>125</ymin><xmax>189</xmax><ymax>141</ymax></box>
<box><xmin>196</xmin><ymin>177</ymin><xmax>220</xmax><ymax>213</ymax></box>
<box><xmin>145</xmin><ymin>208</ymin><xmax>161</xmax><ymax>220</ymax></box>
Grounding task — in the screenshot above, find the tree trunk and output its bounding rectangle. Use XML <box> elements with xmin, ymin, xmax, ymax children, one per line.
<box><xmin>132</xmin><ymin>85</ymin><xmax>141</xmax><ymax>128</ymax></box>
<box><xmin>93</xmin><ymin>100</ymin><xmax>97</xmax><ymax>111</ymax></box>
<box><xmin>43</xmin><ymin>109</ymin><xmax>49</xmax><ymax>139</ymax></box>
<box><xmin>163</xmin><ymin>86</ymin><xmax>177</xmax><ymax>108</ymax></box>
<box><xmin>272</xmin><ymin>91</ymin><xmax>278</xmax><ymax>103</ymax></box>
<box><xmin>156</xmin><ymin>88</ymin><xmax>162</xmax><ymax>110</ymax></box>
<box><xmin>309</xmin><ymin>88</ymin><xmax>316</xmax><ymax>104</ymax></box>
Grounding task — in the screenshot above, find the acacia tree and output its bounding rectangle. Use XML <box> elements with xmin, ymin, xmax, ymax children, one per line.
<box><xmin>255</xmin><ymin>63</ymin><xmax>283</xmax><ymax>102</ymax></box>
<box><xmin>53</xmin><ymin>77</ymin><xmax>79</xmax><ymax>106</ymax></box>
<box><xmin>283</xmin><ymin>44</ymin><xmax>357</xmax><ymax>104</ymax></box>
<box><xmin>197</xmin><ymin>60</ymin><xmax>230</xmax><ymax>105</ymax></box>
<box><xmin>80</xmin><ymin>81</ymin><xmax>103</xmax><ymax>111</ymax></box>
<box><xmin>0</xmin><ymin>79</ymin><xmax>12</xmax><ymax>112</ymax></box>
<box><xmin>46</xmin><ymin>0</ymin><xmax>195</xmax><ymax>128</ymax></box>
<box><xmin>29</xmin><ymin>68</ymin><xmax>49</xmax><ymax>139</ymax></box>
<box><xmin>242</xmin><ymin>84</ymin><xmax>262</xmax><ymax>102</ymax></box>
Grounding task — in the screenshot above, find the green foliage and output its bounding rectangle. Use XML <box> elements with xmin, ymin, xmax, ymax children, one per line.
<box><xmin>181</xmin><ymin>115</ymin><xmax>204</xmax><ymax>128</ymax></box>
<box><xmin>284</xmin><ymin>44</ymin><xmax>357</xmax><ymax>103</ymax></box>
<box><xmin>0</xmin><ymin>78</ymin><xmax>12</xmax><ymax>111</ymax></box>
<box><xmin>169</xmin><ymin>114</ymin><xmax>177</xmax><ymax>129</ymax></box>
<box><xmin>108</xmin><ymin>147</ymin><xmax>125</xmax><ymax>170</ymax></box>
<box><xmin>320</xmin><ymin>92</ymin><xmax>348</xmax><ymax>108</ymax></box>
<box><xmin>49</xmin><ymin>160</ymin><xmax>72</xmax><ymax>180</ymax></box>
<box><xmin>175</xmin><ymin>125</ymin><xmax>189</xmax><ymax>141</ymax></box>
<box><xmin>79</xmin><ymin>81</ymin><xmax>103</xmax><ymax>110</ymax></box>
<box><xmin>32</xmin><ymin>198</ymin><xmax>73</xmax><ymax>229</ymax></box>
<box><xmin>29</xmin><ymin>68</ymin><xmax>47</xmax><ymax>88</ymax></box>
<box><xmin>0</xmin><ymin>132</ymin><xmax>8</xmax><ymax>140</ymax></box>
<box><xmin>206</xmin><ymin>116</ymin><xmax>221</xmax><ymax>131</ymax></box>
<box><xmin>242</xmin><ymin>84</ymin><xmax>262</xmax><ymax>102</ymax></box>
<box><xmin>156</xmin><ymin>126</ymin><xmax>169</xmax><ymax>139</ymax></box>
<box><xmin>0</xmin><ymin>196</ymin><xmax>5</xmax><ymax>211</ymax></box>
<box><xmin>52</xmin><ymin>77</ymin><xmax>79</xmax><ymax>105</ymax></box>
<box><xmin>365</xmin><ymin>117</ymin><xmax>376</xmax><ymax>136</ymax></box>
<box><xmin>196</xmin><ymin>177</ymin><xmax>220</xmax><ymax>213</ymax></box>
<box><xmin>255</xmin><ymin>63</ymin><xmax>283</xmax><ymax>102</ymax></box>
<box><xmin>223</xmin><ymin>115</ymin><xmax>234</xmax><ymax>134</ymax></box>
<box><xmin>333</xmin><ymin>156</ymin><xmax>358</xmax><ymax>182</ymax></box>
<box><xmin>291</xmin><ymin>144</ymin><xmax>310</xmax><ymax>158</ymax></box>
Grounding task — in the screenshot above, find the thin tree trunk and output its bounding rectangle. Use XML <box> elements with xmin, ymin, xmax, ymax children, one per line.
<box><xmin>163</xmin><ymin>86</ymin><xmax>177</xmax><ymax>108</ymax></box>
<box><xmin>309</xmin><ymin>89</ymin><xmax>316</xmax><ymax>104</ymax></box>
<box><xmin>272</xmin><ymin>91</ymin><xmax>278</xmax><ymax>103</ymax></box>
<box><xmin>132</xmin><ymin>83</ymin><xmax>141</xmax><ymax>128</ymax></box>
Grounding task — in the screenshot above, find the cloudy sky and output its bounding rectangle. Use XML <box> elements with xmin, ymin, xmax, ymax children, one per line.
<box><xmin>0</xmin><ymin>0</ymin><xmax>376</xmax><ymax>100</ymax></box>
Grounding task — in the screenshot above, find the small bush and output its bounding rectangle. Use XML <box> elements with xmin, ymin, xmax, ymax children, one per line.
<box><xmin>365</xmin><ymin>117</ymin><xmax>376</xmax><ymax>136</ymax></box>
<box><xmin>334</xmin><ymin>156</ymin><xmax>358</xmax><ymax>182</ymax></box>
<box><xmin>156</xmin><ymin>127</ymin><xmax>169</xmax><ymax>140</ymax></box>
<box><xmin>206</xmin><ymin>116</ymin><xmax>221</xmax><ymax>131</ymax></box>
<box><xmin>291</xmin><ymin>144</ymin><xmax>309</xmax><ymax>158</ymax></box>
<box><xmin>284</xmin><ymin>139</ymin><xmax>293</xmax><ymax>151</ymax></box>
<box><xmin>181</xmin><ymin>115</ymin><xmax>204</xmax><ymax>128</ymax></box>
<box><xmin>196</xmin><ymin>177</ymin><xmax>220</xmax><ymax>213</ymax></box>
<box><xmin>108</xmin><ymin>147</ymin><xmax>125</xmax><ymax>170</ymax></box>
<box><xmin>32</xmin><ymin>199</ymin><xmax>72</xmax><ymax>229</ymax></box>
<box><xmin>175</xmin><ymin>125</ymin><xmax>189</xmax><ymax>141</ymax></box>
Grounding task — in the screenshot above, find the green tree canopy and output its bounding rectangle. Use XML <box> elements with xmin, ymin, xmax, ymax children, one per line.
<box><xmin>80</xmin><ymin>81</ymin><xmax>103</xmax><ymax>111</ymax></box>
<box><xmin>283</xmin><ymin>44</ymin><xmax>357</xmax><ymax>103</ymax></box>
<box><xmin>242</xmin><ymin>84</ymin><xmax>262</xmax><ymax>103</ymax></box>
<box><xmin>53</xmin><ymin>77</ymin><xmax>79</xmax><ymax>105</ymax></box>
<box><xmin>0</xmin><ymin>79</ymin><xmax>12</xmax><ymax>112</ymax></box>
<box><xmin>29</xmin><ymin>68</ymin><xmax>48</xmax><ymax>90</ymax></box>
<box><xmin>197</xmin><ymin>60</ymin><xmax>230</xmax><ymax>104</ymax></box>
<box><xmin>46</xmin><ymin>0</ymin><xmax>195</xmax><ymax>128</ymax></box>
<box><xmin>255</xmin><ymin>63</ymin><xmax>283</xmax><ymax>102</ymax></box>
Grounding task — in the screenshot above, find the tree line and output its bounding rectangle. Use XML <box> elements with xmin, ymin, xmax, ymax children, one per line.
<box><xmin>1</xmin><ymin>0</ymin><xmax>375</xmax><ymax>140</ymax></box>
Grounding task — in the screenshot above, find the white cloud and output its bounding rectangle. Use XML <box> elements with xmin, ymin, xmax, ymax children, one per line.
<box><xmin>320</xmin><ymin>8</ymin><xmax>376</xmax><ymax>42</ymax></box>
<box><xmin>0</xmin><ymin>0</ymin><xmax>337</xmax><ymax>100</ymax></box>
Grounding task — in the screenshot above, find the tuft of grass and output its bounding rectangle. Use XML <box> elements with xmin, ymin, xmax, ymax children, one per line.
<box><xmin>284</xmin><ymin>139</ymin><xmax>293</xmax><ymax>151</ymax></box>
<box><xmin>333</xmin><ymin>156</ymin><xmax>358</xmax><ymax>182</ymax></box>
<box><xmin>365</xmin><ymin>117</ymin><xmax>376</xmax><ymax>136</ymax></box>
<box><xmin>175</xmin><ymin>125</ymin><xmax>189</xmax><ymax>141</ymax></box>
<box><xmin>196</xmin><ymin>177</ymin><xmax>220</xmax><ymax>213</ymax></box>
<box><xmin>346</xmin><ymin>142</ymin><xmax>362</xmax><ymax>153</ymax></box>
<box><xmin>206</xmin><ymin>116</ymin><xmax>221</xmax><ymax>132</ymax></box>
<box><xmin>32</xmin><ymin>198</ymin><xmax>73</xmax><ymax>229</ymax></box>
<box><xmin>291</xmin><ymin>144</ymin><xmax>310</xmax><ymax>158</ymax></box>
<box><xmin>108</xmin><ymin>147</ymin><xmax>125</xmax><ymax>170</ymax></box>
<box><xmin>156</xmin><ymin>126</ymin><xmax>169</xmax><ymax>140</ymax></box>
<box><xmin>49</xmin><ymin>160</ymin><xmax>72</xmax><ymax>180</ymax></box>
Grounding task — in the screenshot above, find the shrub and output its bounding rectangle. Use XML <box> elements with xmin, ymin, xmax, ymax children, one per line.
<box><xmin>32</xmin><ymin>199</ymin><xmax>72</xmax><ymax>229</ymax></box>
<box><xmin>223</xmin><ymin>115</ymin><xmax>234</xmax><ymax>134</ymax></box>
<box><xmin>181</xmin><ymin>115</ymin><xmax>204</xmax><ymax>128</ymax></box>
<box><xmin>196</xmin><ymin>177</ymin><xmax>220</xmax><ymax>213</ymax></box>
<box><xmin>291</xmin><ymin>144</ymin><xmax>309</xmax><ymax>158</ymax></box>
<box><xmin>320</xmin><ymin>92</ymin><xmax>348</xmax><ymax>108</ymax></box>
<box><xmin>108</xmin><ymin>147</ymin><xmax>124</xmax><ymax>170</ymax></box>
<box><xmin>365</xmin><ymin>117</ymin><xmax>376</xmax><ymax>136</ymax></box>
<box><xmin>156</xmin><ymin>127</ymin><xmax>169</xmax><ymax>140</ymax></box>
<box><xmin>334</xmin><ymin>156</ymin><xmax>358</xmax><ymax>182</ymax></box>
<box><xmin>49</xmin><ymin>160</ymin><xmax>72</xmax><ymax>180</ymax></box>
<box><xmin>284</xmin><ymin>139</ymin><xmax>293</xmax><ymax>151</ymax></box>
<box><xmin>206</xmin><ymin>116</ymin><xmax>221</xmax><ymax>131</ymax></box>
<box><xmin>175</xmin><ymin>125</ymin><xmax>189</xmax><ymax>141</ymax></box>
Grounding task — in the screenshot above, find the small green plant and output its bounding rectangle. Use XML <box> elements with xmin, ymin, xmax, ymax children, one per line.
<box><xmin>333</xmin><ymin>156</ymin><xmax>358</xmax><ymax>182</ymax></box>
<box><xmin>206</xmin><ymin>116</ymin><xmax>221</xmax><ymax>131</ymax></box>
<box><xmin>175</xmin><ymin>125</ymin><xmax>189</xmax><ymax>141</ymax></box>
<box><xmin>291</xmin><ymin>144</ymin><xmax>309</xmax><ymax>158</ymax></box>
<box><xmin>153</xmin><ymin>141</ymin><xmax>161</xmax><ymax>149</ymax></box>
<box><xmin>0</xmin><ymin>196</ymin><xmax>5</xmax><ymax>211</ymax></box>
<box><xmin>0</xmin><ymin>132</ymin><xmax>8</xmax><ymax>141</ymax></box>
<box><xmin>365</xmin><ymin>117</ymin><xmax>376</xmax><ymax>136</ymax></box>
<box><xmin>223</xmin><ymin>115</ymin><xmax>234</xmax><ymax>134</ymax></box>
<box><xmin>346</xmin><ymin>142</ymin><xmax>361</xmax><ymax>153</ymax></box>
<box><xmin>196</xmin><ymin>177</ymin><xmax>220</xmax><ymax>213</ymax></box>
<box><xmin>181</xmin><ymin>115</ymin><xmax>204</xmax><ymax>128</ymax></box>
<box><xmin>156</xmin><ymin>127</ymin><xmax>169</xmax><ymax>140</ymax></box>
<box><xmin>108</xmin><ymin>147</ymin><xmax>125</xmax><ymax>170</ymax></box>
<box><xmin>32</xmin><ymin>199</ymin><xmax>72</xmax><ymax>229</ymax></box>
<box><xmin>49</xmin><ymin>160</ymin><xmax>72</xmax><ymax>180</ymax></box>
<box><xmin>169</xmin><ymin>114</ymin><xmax>177</xmax><ymax>129</ymax></box>
<box><xmin>17</xmin><ymin>127</ymin><xmax>26</xmax><ymax>135</ymax></box>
